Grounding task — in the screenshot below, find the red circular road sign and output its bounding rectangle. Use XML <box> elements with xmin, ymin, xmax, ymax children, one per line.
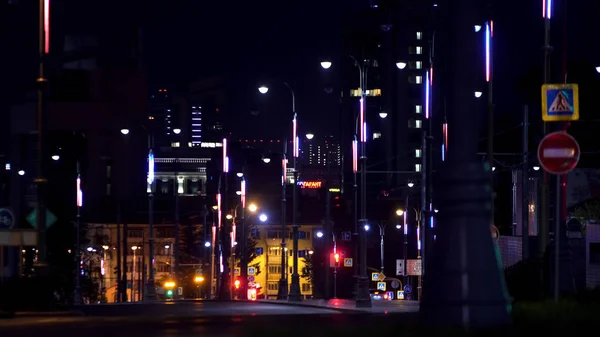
<box><xmin>537</xmin><ymin>131</ymin><xmax>580</xmax><ymax>175</ymax></box>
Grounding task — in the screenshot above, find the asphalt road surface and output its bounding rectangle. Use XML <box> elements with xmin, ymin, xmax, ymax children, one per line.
<box><xmin>1</xmin><ymin>301</ymin><xmax>417</xmax><ymax>337</ymax></box>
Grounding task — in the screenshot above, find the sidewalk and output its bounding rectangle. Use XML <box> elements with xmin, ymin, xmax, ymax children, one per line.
<box><xmin>259</xmin><ymin>298</ymin><xmax>420</xmax><ymax>313</ymax></box>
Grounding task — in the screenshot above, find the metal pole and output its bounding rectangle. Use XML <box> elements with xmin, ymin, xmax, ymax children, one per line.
<box><xmin>539</xmin><ymin>2</ymin><xmax>552</xmax><ymax>259</ymax></box>
<box><xmin>333</xmin><ymin>234</ymin><xmax>337</xmax><ymax>299</ymax></box>
<box><xmin>554</xmin><ymin>176</ymin><xmax>560</xmax><ymax>302</ymax></box>
<box><xmin>420</xmin><ymin>130</ymin><xmax>427</xmax><ymax>289</ymax></box>
<box><xmin>419</xmin><ymin>0</ymin><xmax>511</xmax><ymax>327</ymax></box>
<box><xmin>356</xmin><ymin>63</ymin><xmax>372</xmax><ymax>308</ymax></box>
<box><xmin>73</xmin><ymin>161</ymin><xmax>82</xmax><ymax>305</ymax></box>
<box><xmin>116</xmin><ymin>203</ymin><xmax>122</xmax><ymax>302</ymax></box>
<box><xmin>210</xmin><ymin>210</ymin><xmax>216</xmax><ymax>299</ymax></box>
<box><xmin>35</xmin><ymin>0</ymin><xmax>49</xmax><ymax>273</ymax></box>
<box><xmin>240</xmin><ymin>179</ymin><xmax>247</xmax><ymax>300</ymax></box>
<box><xmin>324</xmin><ymin>159</ymin><xmax>332</xmax><ymax>299</ymax></box>
<box><xmin>122</xmin><ymin>222</ymin><xmax>128</xmax><ymax>302</ymax></box>
<box><xmin>379</xmin><ymin>224</ymin><xmax>384</xmax><ymax>273</ymax></box>
<box><xmin>174</xmin><ymin>162</ymin><xmax>180</xmax><ymax>297</ymax></box>
<box><xmin>289</xmin><ymin>151</ymin><xmax>302</xmax><ymax>301</ymax></box>
<box><xmin>403</xmin><ymin>199</ymin><xmax>408</xmax><ymax>289</ymax></box>
<box><xmin>487</xmin><ymin>21</ymin><xmax>495</xmax><ymax>228</ymax></box>
<box><xmin>522</xmin><ymin>106</ymin><xmax>529</xmax><ymax>259</ymax></box>
<box><xmin>277</xmin><ymin>144</ymin><xmax>288</xmax><ymax>300</ymax></box>
<box><xmin>352</xmin><ymin>168</ymin><xmax>358</xmax><ymax>299</ymax></box>
<box><xmin>416</xmin><ymin>211</ymin><xmax>422</xmax><ymax>300</ymax></box>
<box><xmin>146</xmin><ymin>135</ymin><xmax>156</xmax><ymax>300</ymax></box>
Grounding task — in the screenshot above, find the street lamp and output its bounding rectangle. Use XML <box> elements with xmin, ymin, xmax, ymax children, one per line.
<box><xmin>378</xmin><ymin>112</ymin><xmax>388</xmax><ymax>119</ymax></box>
<box><xmin>120</xmin><ymin>128</ymin><xmax>130</xmax><ymax>135</ymax></box>
<box><xmin>395</xmin><ymin>209</ymin><xmax>404</xmax><ymax>216</ymax></box>
<box><xmin>226</xmin><ymin>214</ymin><xmax>233</xmax><ymax>220</ymax></box>
<box><xmin>474</xmin><ymin>91</ymin><xmax>483</xmax><ymax>98</ymax></box>
<box><xmin>248</xmin><ymin>203</ymin><xmax>258</xmax><ymax>213</ymax></box>
<box><xmin>173</xmin><ymin>128</ymin><xmax>181</xmax><ymax>134</ymax></box>
<box><xmin>407</xmin><ymin>182</ymin><xmax>415</xmax><ymax>188</ymax></box>
<box><xmin>306</xmin><ymin>133</ymin><xmax>314</xmax><ymax>140</ymax></box>
<box><xmin>320</xmin><ymin>61</ymin><xmax>332</xmax><ymax>69</ymax></box>
<box><xmin>262</xmin><ymin>157</ymin><xmax>271</xmax><ymax>164</ymax></box>
<box><xmin>18</xmin><ymin>170</ymin><xmax>25</xmax><ymax>176</ymax></box>
<box><xmin>258</xmin><ymin>213</ymin><xmax>268</xmax><ymax>222</ymax></box>
<box><xmin>533</xmin><ymin>166</ymin><xmax>540</xmax><ymax>171</ymax></box>
<box><xmin>51</xmin><ymin>155</ymin><xmax>60</xmax><ymax>161</ymax></box>
<box><xmin>236</xmin><ymin>172</ymin><xmax>243</xmax><ymax>178</ymax></box>
<box><xmin>258</xmin><ymin>86</ymin><xmax>269</xmax><ymax>94</ymax></box>
<box><xmin>395</xmin><ymin>62</ymin><xmax>407</xmax><ymax>70</ymax></box>
<box><xmin>596</xmin><ymin>66</ymin><xmax>600</xmax><ymax>73</ymax></box>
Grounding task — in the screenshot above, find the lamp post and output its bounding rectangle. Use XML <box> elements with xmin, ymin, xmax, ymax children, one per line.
<box><xmin>259</xmin><ymin>83</ymin><xmax>300</xmax><ymax>301</ymax></box>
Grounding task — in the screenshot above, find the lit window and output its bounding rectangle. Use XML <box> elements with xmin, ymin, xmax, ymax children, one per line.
<box><xmin>416</xmin><ymin>32</ymin><xmax>423</xmax><ymax>40</ymax></box>
<box><xmin>373</xmin><ymin>132</ymin><xmax>382</xmax><ymax>139</ymax></box>
<box><xmin>171</xmin><ymin>142</ymin><xmax>180</xmax><ymax>148</ymax></box>
<box><xmin>415</xmin><ymin>76</ymin><xmax>423</xmax><ymax>84</ymax></box>
<box><xmin>415</xmin><ymin>61</ymin><xmax>422</xmax><ymax>69</ymax></box>
<box><xmin>415</xmin><ymin>164</ymin><xmax>422</xmax><ymax>172</ymax></box>
<box><xmin>415</xmin><ymin>149</ymin><xmax>422</xmax><ymax>158</ymax></box>
<box><xmin>416</xmin><ymin>120</ymin><xmax>422</xmax><ymax>128</ymax></box>
<box><xmin>415</xmin><ymin>105</ymin><xmax>422</xmax><ymax>114</ymax></box>
<box><xmin>416</xmin><ymin>46</ymin><xmax>423</xmax><ymax>55</ymax></box>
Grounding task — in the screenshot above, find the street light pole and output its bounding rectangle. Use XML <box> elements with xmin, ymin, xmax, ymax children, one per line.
<box><xmin>73</xmin><ymin>160</ymin><xmax>82</xmax><ymax>305</ymax></box>
<box><xmin>146</xmin><ymin>134</ymin><xmax>157</xmax><ymax>301</ymax></box>
<box><xmin>277</xmin><ymin>143</ymin><xmax>288</xmax><ymax>300</ymax></box>
<box><xmin>378</xmin><ymin>224</ymin><xmax>385</xmax><ymax>274</ymax></box>
<box><xmin>356</xmin><ymin>59</ymin><xmax>372</xmax><ymax>308</ymax></box>
<box><xmin>34</xmin><ymin>0</ymin><xmax>50</xmax><ymax>275</ymax></box>
<box><xmin>289</xmin><ymin>89</ymin><xmax>302</xmax><ymax>301</ymax></box>
<box><xmin>240</xmin><ymin>173</ymin><xmax>248</xmax><ymax>300</ymax></box>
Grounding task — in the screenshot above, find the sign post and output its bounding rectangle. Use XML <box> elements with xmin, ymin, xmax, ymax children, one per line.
<box><xmin>537</xmin><ymin>131</ymin><xmax>580</xmax><ymax>303</ymax></box>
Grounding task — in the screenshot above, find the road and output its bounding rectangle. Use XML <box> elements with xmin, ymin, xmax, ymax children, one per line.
<box><xmin>0</xmin><ymin>301</ymin><xmax>418</xmax><ymax>337</ymax></box>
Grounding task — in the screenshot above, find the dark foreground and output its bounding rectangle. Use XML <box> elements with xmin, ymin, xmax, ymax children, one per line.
<box><xmin>1</xmin><ymin>300</ymin><xmax>598</xmax><ymax>337</ymax></box>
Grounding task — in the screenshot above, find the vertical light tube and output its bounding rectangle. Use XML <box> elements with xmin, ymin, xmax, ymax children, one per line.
<box><xmin>485</xmin><ymin>22</ymin><xmax>491</xmax><ymax>82</ymax></box>
<box><xmin>217</xmin><ymin>194</ymin><xmax>222</xmax><ymax>229</ymax></box>
<box><xmin>222</xmin><ymin>138</ymin><xmax>229</xmax><ymax>173</ymax></box>
<box><xmin>352</xmin><ymin>138</ymin><xmax>358</xmax><ymax>173</ymax></box>
<box><xmin>359</xmin><ymin>98</ymin><xmax>366</xmax><ymax>142</ymax></box>
<box><xmin>293</xmin><ymin>114</ymin><xmax>299</xmax><ymax>158</ymax></box>
<box><xmin>44</xmin><ymin>0</ymin><xmax>50</xmax><ymax>54</ymax></box>
<box><xmin>425</xmin><ymin>70</ymin><xmax>430</xmax><ymax>119</ymax></box>
<box><xmin>282</xmin><ymin>156</ymin><xmax>287</xmax><ymax>185</ymax></box>
<box><xmin>403</xmin><ymin>212</ymin><xmax>408</xmax><ymax>235</ymax></box>
<box><xmin>76</xmin><ymin>176</ymin><xmax>83</xmax><ymax>207</ymax></box>
<box><xmin>442</xmin><ymin>123</ymin><xmax>448</xmax><ymax>161</ymax></box>
<box><xmin>240</xmin><ymin>179</ymin><xmax>246</xmax><ymax>208</ymax></box>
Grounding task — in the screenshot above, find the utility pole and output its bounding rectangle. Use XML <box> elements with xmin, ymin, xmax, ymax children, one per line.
<box><xmin>277</xmin><ymin>141</ymin><xmax>288</xmax><ymax>300</ymax></box>
<box><xmin>289</xmin><ymin>113</ymin><xmax>302</xmax><ymax>302</ymax></box>
<box><xmin>356</xmin><ymin>59</ymin><xmax>372</xmax><ymax>309</ymax></box>
<box><xmin>352</xmin><ymin>137</ymin><xmax>359</xmax><ymax>299</ymax></box>
<box><xmin>239</xmin><ymin>170</ymin><xmax>248</xmax><ymax>300</ymax></box>
<box><xmin>324</xmin><ymin>152</ymin><xmax>332</xmax><ymax>299</ymax></box>
<box><xmin>419</xmin><ymin>0</ymin><xmax>511</xmax><ymax>328</ymax></box>
<box><xmin>116</xmin><ymin>203</ymin><xmax>122</xmax><ymax>302</ymax></box>
<box><xmin>34</xmin><ymin>0</ymin><xmax>49</xmax><ymax>275</ymax></box>
<box><xmin>174</xmin><ymin>159</ymin><xmax>180</xmax><ymax>298</ymax></box>
<box><xmin>73</xmin><ymin>160</ymin><xmax>82</xmax><ymax>305</ymax></box>
<box><xmin>146</xmin><ymin>133</ymin><xmax>156</xmax><ymax>301</ymax></box>
<box><xmin>522</xmin><ymin>106</ymin><xmax>529</xmax><ymax>259</ymax></box>
<box><xmin>486</xmin><ymin>18</ymin><xmax>495</xmax><ymax>228</ymax></box>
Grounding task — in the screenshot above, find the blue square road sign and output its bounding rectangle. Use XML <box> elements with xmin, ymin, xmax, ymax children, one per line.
<box><xmin>541</xmin><ymin>83</ymin><xmax>579</xmax><ymax>122</ymax></box>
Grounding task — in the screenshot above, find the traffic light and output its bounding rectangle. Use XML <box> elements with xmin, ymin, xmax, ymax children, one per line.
<box><xmin>166</xmin><ymin>290</ymin><xmax>173</xmax><ymax>297</ymax></box>
<box><xmin>334</xmin><ymin>253</ymin><xmax>340</xmax><ymax>263</ymax></box>
<box><xmin>334</xmin><ymin>195</ymin><xmax>341</xmax><ymax>207</ymax></box>
<box><xmin>330</xmin><ymin>252</ymin><xmax>342</xmax><ymax>267</ymax></box>
<box><xmin>234</xmin><ymin>279</ymin><xmax>241</xmax><ymax>289</ymax></box>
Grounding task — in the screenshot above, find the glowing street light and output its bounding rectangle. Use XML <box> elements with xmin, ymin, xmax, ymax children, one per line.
<box><xmin>407</xmin><ymin>182</ymin><xmax>415</xmax><ymax>188</ymax></box>
<box><xmin>51</xmin><ymin>155</ymin><xmax>60</xmax><ymax>161</ymax></box>
<box><xmin>306</xmin><ymin>133</ymin><xmax>314</xmax><ymax>140</ymax></box>
<box><xmin>316</xmin><ymin>231</ymin><xmax>324</xmax><ymax>238</ymax></box>
<box><xmin>236</xmin><ymin>172</ymin><xmax>243</xmax><ymax>178</ymax></box>
<box><xmin>259</xmin><ymin>213</ymin><xmax>268</xmax><ymax>222</ymax></box>
<box><xmin>18</xmin><ymin>170</ymin><xmax>25</xmax><ymax>176</ymax></box>
<box><xmin>320</xmin><ymin>61</ymin><xmax>332</xmax><ymax>69</ymax></box>
<box><xmin>120</xmin><ymin>128</ymin><xmax>130</xmax><ymax>135</ymax></box>
<box><xmin>363</xmin><ymin>224</ymin><xmax>370</xmax><ymax>231</ymax></box>
<box><xmin>533</xmin><ymin>166</ymin><xmax>540</xmax><ymax>171</ymax></box>
<box><xmin>379</xmin><ymin>112</ymin><xmax>388</xmax><ymax>118</ymax></box>
<box><xmin>262</xmin><ymin>157</ymin><xmax>271</xmax><ymax>164</ymax></box>
<box><xmin>226</xmin><ymin>214</ymin><xmax>233</xmax><ymax>220</ymax></box>
<box><xmin>474</xmin><ymin>25</ymin><xmax>482</xmax><ymax>32</ymax></box>
<box><xmin>204</xmin><ymin>241</ymin><xmax>211</xmax><ymax>247</ymax></box>
<box><xmin>173</xmin><ymin>128</ymin><xmax>181</xmax><ymax>134</ymax></box>
<box><xmin>395</xmin><ymin>209</ymin><xmax>404</xmax><ymax>216</ymax></box>
<box><xmin>395</xmin><ymin>62</ymin><xmax>407</xmax><ymax>70</ymax></box>
<box><xmin>258</xmin><ymin>86</ymin><xmax>269</xmax><ymax>94</ymax></box>
<box><xmin>474</xmin><ymin>91</ymin><xmax>483</xmax><ymax>98</ymax></box>
<box><xmin>248</xmin><ymin>203</ymin><xmax>258</xmax><ymax>213</ymax></box>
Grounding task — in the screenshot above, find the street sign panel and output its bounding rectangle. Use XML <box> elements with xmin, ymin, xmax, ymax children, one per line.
<box><xmin>248</xmin><ymin>267</ymin><xmax>256</xmax><ymax>276</ymax></box>
<box><xmin>234</xmin><ymin>267</ymin><xmax>240</xmax><ymax>275</ymax></box>
<box><xmin>537</xmin><ymin>132</ymin><xmax>580</xmax><ymax>175</ymax></box>
<box><xmin>248</xmin><ymin>275</ymin><xmax>255</xmax><ymax>282</ymax></box>
<box><xmin>406</xmin><ymin>259</ymin><xmax>422</xmax><ymax>276</ymax></box>
<box><xmin>0</xmin><ymin>208</ymin><xmax>15</xmax><ymax>229</ymax></box>
<box><xmin>397</xmin><ymin>291</ymin><xmax>405</xmax><ymax>300</ymax></box>
<box><xmin>343</xmin><ymin>258</ymin><xmax>353</xmax><ymax>267</ymax></box>
<box><xmin>542</xmin><ymin>84</ymin><xmax>579</xmax><ymax>122</ymax></box>
<box><xmin>341</xmin><ymin>231</ymin><xmax>351</xmax><ymax>241</ymax></box>
<box><xmin>371</xmin><ymin>272</ymin><xmax>379</xmax><ymax>281</ymax></box>
<box><xmin>195</xmin><ymin>268</ymin><xmax>203</xmax><ymax>275</ymax></box>
<box><xmin>391</xmin><ymin>280</ymin><xmax>400</xmax><ymax>289</ymax></box>
<box><xmin>386</xmin><ymin>291</ymin><xmax>394</xmax><ymax>300</ymax></box>
<box><xmin>26</xmin><ymin>209</ymin><xmax>57</xmax><ymax>229</ymax></box>
<box><xmin>377</xmin><ymin>272</ymin><xmax>386</xmax><ymax>281</ymax></box>
<box><xmin>255</xmin><ymin>247</ymin><xmax>264</xmax><ymax>255</ymax></box>
<box><xmin>377</xmin><ymin>282</ymin><xmax>386</xmax><ymax>291</ymax></box>
<box><xmin>395</xmin><ymin>259</ymin><xmax>405</xmax><ymax>276</ymax></box>
<box><xmin>404</xmin><ymin>284</ymin><xmax>412</xmax><ymax>294</ymax></box>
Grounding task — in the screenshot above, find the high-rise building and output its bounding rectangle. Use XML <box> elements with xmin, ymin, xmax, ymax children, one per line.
<box><xmin>304</xmin><ymin>135</ymin><xmax>341</xmax><ymax>167</ymax></box>
<box><xmin>149</xmin><ymin>88</ymin><xmax>175</xmax><ymax>148</ymax></box>
<box><xmin>190</xmin><ymin>105</ymin><xmax>203</xmax><ymax>146</ymax></box>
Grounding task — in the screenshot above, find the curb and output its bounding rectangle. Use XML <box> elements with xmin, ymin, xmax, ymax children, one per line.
<box><xmin>256</xmin><ymin>300</ymin><xmax>366</xmax><ymax>313</ymax></box>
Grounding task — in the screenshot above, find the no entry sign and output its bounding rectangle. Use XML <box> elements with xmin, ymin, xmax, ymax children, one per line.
<box><xmin>537</xmin><ymin>132</ymin><xmax>580</xmax><ymax>175</ymax></box>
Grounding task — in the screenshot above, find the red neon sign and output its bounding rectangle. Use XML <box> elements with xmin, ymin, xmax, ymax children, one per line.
<box><xmin>298</xmin><ymin>181</ymin><xmax>322</xmax><ymax>189</ymax></box>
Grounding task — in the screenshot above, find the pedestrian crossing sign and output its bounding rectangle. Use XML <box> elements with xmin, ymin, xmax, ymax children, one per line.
<box><xmin>343</xmin><ymin>258</ymin><xmax>353</xmax><ymax>267</ymax></box>
<box><xmin>542</xmin><ymin>83</ymin><xmax>579</xmax><ymax>122</ymax></box>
